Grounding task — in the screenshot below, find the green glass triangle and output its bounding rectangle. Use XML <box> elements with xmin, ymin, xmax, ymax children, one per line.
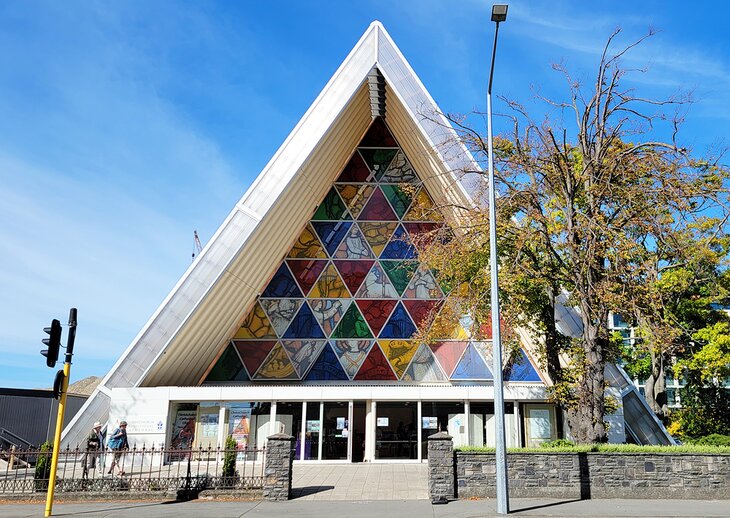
<box><xmin>205</xmin><ymin>343</ymin><xmax>249</xmax><ymax>382</ymax></box>
<box><xmin>331</xmin><ymin>303</ymin><xmax>373</xmax><ymax>339</ymax></box>
<box><xmin>360</xmin><ymin>149</ymin><xmax>398</xmax><ymax>179</ymax></box>
<box><xmin>381</xmin><ymin>260</ymin><xmax>418</xmax><ymax>295</ymax></box>
<box><xmin>381</xmin><ymin>185</ymin><xmax>412</xmax><ymax>219</ymax></box>
<box><xmin>312</xmin><ymin>187</ymin><xmax>351</xmax><ymax>221</ymax></box>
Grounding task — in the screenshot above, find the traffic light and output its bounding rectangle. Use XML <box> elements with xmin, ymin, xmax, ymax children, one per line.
<box><xmin>41</xmin><ymin>319</ymin><xmax>62</xmax><ymax>368</ymax></box>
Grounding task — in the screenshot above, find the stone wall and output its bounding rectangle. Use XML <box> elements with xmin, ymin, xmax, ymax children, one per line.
<box><xmin>427</xmin><ymin>432</ymin><xmax>454</xmax><ymax>503</ymax></box>
<box><xmin>263</xmin><ymin>434</ymin><xmax>294</xmax><ymax>501</ymax></box>
<box><xmin>455</xmin><ymin>451</ymin><xmax>730</xmax><ymax>500</ymax></box>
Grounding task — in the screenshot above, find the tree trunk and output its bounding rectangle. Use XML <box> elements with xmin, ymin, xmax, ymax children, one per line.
<box><xmin>542</xmin><ymin>288</ymin><xmax>563</xmax><ymax>385</ymax></box>
<box><xmin>644</xmin><ymin>349</ymin><xmax>668</xmax><ymax>422</ymax></box>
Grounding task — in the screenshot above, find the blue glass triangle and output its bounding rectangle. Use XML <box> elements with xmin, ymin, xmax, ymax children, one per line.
<box><xmin>504</xmin><ymin>349</ymin><xmax>542</xmax><ymax>382</ymax></box>
<box><xmin>311</xmin><ymin>221</ymin><xmax>353</xmax><ymax>257</ymax></box>
<box><xmin>379</xmin><ymin>302</ymin><xmax>418</xmax><ymax>339</ymax></box>
<box><xmin>380</xmin><ymin>226</ymin><xmax>417</xmax><ymax>260</ymax></box>
<box><xmin>283</xmin><ymin>303</ymin><xmax>326</xmax><ymax>339</ymax></box>
<box><xmin>305</xmin><ymin>343</ymin><xmax>349</xmax><ymax>380</ymax></box>
<box><xmin>262</xmin><ymin>264</ymin><xmax>302</xmax><ymax>298</ymax></box>
<box><xmin>451</xmin><ymin>343</ymin><xmax>493</xmax><ymax>380</ymax></box>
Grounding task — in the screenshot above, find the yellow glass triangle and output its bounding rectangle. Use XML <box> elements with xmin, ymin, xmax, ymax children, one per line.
<box><xmin>358</xmin><ymin>222</ymin><xmax>398</xmax><ymax>257</ymax></box>
<box><xmin>430</xmin><ymin>303</ymin><xmax>468</xmax><ymax>339</ymax></box>
<box><xmin>255</xmin><ymin>342</ymin><xmax>298</xmax><ymax>379</ymax></box>
<box><xmin>404</xmin><ymin>188</ymin><xmax>443</xmax><ymax>221</ymax></box>
<box><xmin>234</xmin><ymin>302</ymin><xmax>277</xmax><ymax>339</ymax></box>
<box><xmin>287</xmin><ymin>224</ymin><xmax>327</xmax><ymax>258</ymax></box>
<box><xmin>378</xmin><ymin>340</ymin><xmax>418</xmax><ymax>379</ymax></box>
<box><xmin>309</xmin><ymin>262</ymin><xmax>349</xmax><ymax>298</ymax></box>
<box><xmin>336</xmin><ymin>184</ymin><xmax>375</xmax><ymax>218</ymax></box>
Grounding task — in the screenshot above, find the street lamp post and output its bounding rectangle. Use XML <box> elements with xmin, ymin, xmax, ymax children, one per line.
<box><xmin>487</xmin><ymin>4</ymin><xmax>509</xmax><ymax>515</ymax></box>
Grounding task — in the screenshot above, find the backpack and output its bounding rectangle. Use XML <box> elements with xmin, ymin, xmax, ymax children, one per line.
<box><xmin>108</xmin><ymin>431</ymin><xmax>124</xmax><ymax>450</ymax></box>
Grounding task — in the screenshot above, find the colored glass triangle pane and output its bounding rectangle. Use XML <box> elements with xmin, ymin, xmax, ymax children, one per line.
<box><xmin>287</xmin><ymin>224</ymin><xmax>327</xmax><ymax>258</ymax></box>
<box><xmin>380</xmin><ymin>184</ymin><xmax>412</xmax><ymax>219</ymax></box>
<box><xmin>336</xmin><ymin>184</ymin><xmax>374</xmax><ymax>218</ymax></box>
<box><xmin>308</xmin><ymin>299</ymin><xmax>350</xmax><ymax>337</ymax></box>
<box><xmin>331</xmin><ymin>302</ymin><xmax>373</xmax><ymax>339</ymax></box>
<box><xmin>402</xmin><ymin>344</ymin><xmax>446</xmax><ymax>382</ymax></box>
<box><xmin>403</xmin><ymin>267</ymin><xmax>442</xmax><ymax>299</ymax></box>
<box><xmin>402</xmin><ymin>223</ymin><xmax>441</xmax><ymax>250</ymax></box>
<box><xmin>380</xmin><ymin>150</ymin><xmax>418</xmax><ymax>184</ymax></box>
<box><xmin>473</xmin><ymin>341</ymin><xmax>493</xmax><ymax>365</ymax></box>
<box><xmin>451</xmin><ymin>343</ymin><xmax>493</xmax><ymax>380</ymax></box>
<box><xmin>232</xmin><ymin>340</ymin><xmax>277</xmax><ymax>377</ymax></box>
<box><xmin>379</xmin><ymin>302</ymin><xmax>417</xmax><ymax>339</ymax></box>
<box><xmin>234</xmin><ymin>302</ymin><xmax>277</xmax><ymax>339</ymax></box>
<box><xmin>380</xmin><ymin>225</ymin><xmax>417</xmax><ymax>260</ymax></box>
<box><xmin>309</xmin><ymin>262</ymin><xmax>349</xmax><ymax>298</ymax></box>
<box><xmin>358</xmin><ymin>221</ymin><xmax>397</xmax><ymax>257</ymax></box>
<box><xmin>504</xmin><ymin>349</ymin><xmax>542</xmax><ymax>382</ymax></box>
<box><xmin>283</xmin><ymin>303</ymin><xmax>326</xmax><ymax>339</ymax></box>
<box><xmin>359</xmin><ymin>117</ymin><xmax>398</xmax><ymax>147</ymax></box>
<box><xmin>260</xmin><ymin>299</ymin><xmax>303</xmax><ymax>337</ymax></box>
<box><xmin>311</xmin><ymin>221</ymin><xmax>352</xmax><ymax>257</ymax></box>
<box><xmin>312</xmin><ymin>187</ymin><xmax>351</xmax><ymax>221</ymax></box>
<box><xmin>205</xmin><ymin>343</ymin><xmax>249</xmax><ymax>382</ymax></box>
<box><xmin>354</xmin><ymin>343</ymin><xmax>397</xmax><ymax>380</ymax></box>
<box><xmin>403</xmin><ymin>300</ymin><xmax>440</xmax><ymax>331</ymax></box>
<box><xmin>404</xmin><ymin>188</ymin><xmax>443</xmax><ymax>221</ymax></box>
<box><xmin>379</xmin><ymin>340</ymin><xmax>418</xmax><ymax>379</ymax></box>
<box><xmin>305</xmin><ymin>343</ymin><xmax>350</xmax><ymax>381</ymax></box>
<box><xmin>286</xmin><ymin>259</ymin><xmax>328</xmax><ymax>296</ymax></box>
<box><xmin>261</xmin><ymin>264</ymin><xmax>303</xmax><ymax>298</ymax></box>
<box><xmin>281</xmin><ymin>340</ymin><xmax>327</xmax><ymax>378</ymax></box>
<box><xmin>334</xmin><ymin>224</ymin><xmax>374</xmax><ymax>259</ymax></box>
<box><xmin>356</xmin><ymin>299</ymin><xmax>397</xmax><ymax>337</ymax></box>
<box><xmin>333</xmin><ymin>260</ymin><xmax>373</xmax><ymax>294</ymax></box>
<box><xmin>354</xmin><ymin>262</ymin><xmax>399</xmax><ymax>298</ymax></box>
<box><xmin>255</xmin><ymin>342</ymin><xmax>299</xmax><ymax>380</ymax></box>
<box><xmin>331</xmin><ymin>340</ymin><xmax>374</xmax><ymax>379</ymax></box>
<box><xmin>430</xmin><ymin>303</ymin><xmax>468</xmax><ymax>339</ymax></box>
<box><xmin>381</xmin><ymin>260</ymin><xmax>418</xmax><ymax>295</ymax></box>
<box><xmin>337</xmin><ymin>152</ymin><xmax>373</xmax><ymax>182</ymax></box>
<box><xmin>357</xmin><ymin>186</ymin><xmax>397</xmax><ymax>221</ymax></box>
<box><xmin>429</xmin><ymin>341</ymin><xmax>468</xmax><ymax>378</ymax></box>
<box><xmin>359</xmin><ymin>149</ymin><xmax>398</xmax><ymax>178</ymax></box>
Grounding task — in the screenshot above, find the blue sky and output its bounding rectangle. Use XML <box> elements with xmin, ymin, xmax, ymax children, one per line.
<box><xmin>1</xmin><ymin>0</ymin><xmax>728</xmax><ymax>389</ymax></box>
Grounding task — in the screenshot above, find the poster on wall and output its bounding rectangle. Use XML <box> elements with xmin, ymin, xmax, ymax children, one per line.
<box><xmin>376</xmin><ymin>417</ymin><xmax>389</xmax><ymax>427</ymax></box>
<box><xmin>170</xmin><ymin>410</ymin><xmax>197</xmax><ymax>451</ymax></box>
<box><xmin>306</xmin><ymin>420</ymin><xmax>320</xmax><ymax>433</ymax></box>
<box><xmin>422</xmin><ymin>417</ymin><xmax>438</xmax><ymax>429</ymax></box>
<box><xmin>200</xmin><ymin>413</ymin><xmax>219</xmax><ymax>438</ymax></box>
<box><xmin>229</xmin><ymin>407</ymin><xmax>251</xmax><ymax>459</ymax></box>
<box><xmin>336</xmin><ymin>417</ymin><xmax>347</xmax><ymax>430</ymax></box>
<box><xmin>528</xmin><ymin>409</ymin><xmax>552</xmax><ymax>440</ymax></box>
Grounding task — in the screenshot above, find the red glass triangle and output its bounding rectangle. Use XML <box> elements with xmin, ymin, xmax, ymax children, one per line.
<box><xmin>356</xmin><ymin>299</ymin><xmax>397</xmax><ymax>336</ymax></box>
<box><xmin>337</xmin><ymin>152</ymin><xmax>372</xmax><ymax>182</ymax></box>
<box><xmin>232</xmin><ymin>340</ymin><xmax>277</xmax><ymax>377</ymax></box>
<box><xmin>359</xmin><ymin>117</ymin><xmax>398</xmax><ymax>147</ymax></box>
<box><xmin>354</xmin><ymin>343</ymin><xmax>397</xmax><ymax>380</ymax></box>
<box><xmin>358</xmin><ymin>187</ymin><xmax>397</xmax><ymax>221</ymax></box>
<box><xmin>402</xmin><ymin>223</ymin><xmax>441</xmax><ymax>249</ymax></box>
<box><xmin>286</xmin><ymin>259</ymin><xmax>328</xmax><ymax>295</ymax></box>
<box><xmin>403</xmin><ymin>300</ymin><xmax>440</xmax><ymax>331</ymax></box>
<box><xmin>333</xmin><ymin>260</ymin><xmax>374</xmax><ymax>294</ymax></box>
<box><xmin>429</xmin><ymin>341</ymin><xmax>468</xmax><ymax>378</ymax></box>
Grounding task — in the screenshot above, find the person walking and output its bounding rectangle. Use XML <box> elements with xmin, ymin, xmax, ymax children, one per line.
<box><xmin>81</xmin><ymin>421</ymin><xmax>103</xmax><ymax>479</ymax></box>
<box><xmin>107</xmin><ymin>420</ymin><xmax>129</xmax><ymax>476</ymax></box>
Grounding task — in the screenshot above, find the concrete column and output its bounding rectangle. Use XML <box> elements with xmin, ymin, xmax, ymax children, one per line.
<box><xmin>263</xmin><ymin>433</ymin><xmax>294</xmax><ymax>501</ymax></box>
<box><xmin>427</xmin><ymin>431</ymin><xmax>454</xmax><ymax>503</ymax></box>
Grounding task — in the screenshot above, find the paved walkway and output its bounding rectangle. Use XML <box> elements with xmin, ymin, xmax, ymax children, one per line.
<box><xmin>291</xmin><ymin>462</ymin><xmax>428</xmax><ymax>500</ymax></box>
<box><xmin>1</xmin><ymin>498</ymin><xmax>728</xmax><ymax>517</ymax></box>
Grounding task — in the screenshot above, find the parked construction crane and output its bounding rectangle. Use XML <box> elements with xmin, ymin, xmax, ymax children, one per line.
<box><xmin>192</xmin><ymin>230</ymin><xmax>203</xmax><ymax>262</ymax></box>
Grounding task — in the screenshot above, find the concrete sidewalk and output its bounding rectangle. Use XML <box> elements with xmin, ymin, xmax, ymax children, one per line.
<box><xmin>0</xmin><ymin>498</ymin><xmax>727</xmax><ymax>517</ymax></box>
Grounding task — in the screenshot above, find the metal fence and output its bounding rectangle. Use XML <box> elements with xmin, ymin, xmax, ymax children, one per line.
<box><xmin>0</xmin><ymin>445</ymin><xmax>266</xmax><ymax>494</ymax></box>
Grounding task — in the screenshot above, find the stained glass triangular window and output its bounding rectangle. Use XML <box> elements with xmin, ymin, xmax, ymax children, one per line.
<box><xmin>451</xmin><ymin>343</ymin><xmax>493</xmax><ymax>380</ymax></box>
<box><xmin>312</xmin><ymin>187</ymin><xmax>351</xmax><ymax>221</ymax></box>
<box><xmin>429</xmin><ymin>341</ymin><xmax>468</xmax><ymax>378</ymax></box>
<box><xmin>379</xmin><ymin>302</ymin><xmax>417</xmax><ymax>339</ymax></box>
<box><xmin>261</xmin><ymin>264</ymin><xmax>303</xmax><ymax>298</ymax></box>
<box><xmin>331</xmin><ymin>302</ymin><xmax>373</xmax><ymax>339</ymax></box>
<box><xmin>305</xmin><ymin>343</ymin><xmax>350</xmax><ymax>381</ymax></box>
<box><xmin>358</xmin><ymin>221</ymin><xmax>398</xmax><ymax>257</ymax></box>
<box><xmin>287</xmin><ymin>259</ymin><xmax>328</xmax><ymax>296</ymax></box>
<box><xmin>331</xmin><ymin>339</ymin><xmax>374</xmax><ymax>379</ymax></box>
<box><xmin>281</xmin><ymin>340</ymin><xmax>327</xmax><ymax>378</ymax></box>
<box><xmin>308</xmin><ymin>299</ymin><xmax>350</xmax><ymax>337</ymax></box>
<box><xmin>381</xmin><ymin>260</ymin><xmax>418</xmax><ymax>296</ymax></box>
<box><xmin>234</xmin><ymin>302</ymin><xmax>277</xmax><ymax>339</ymax></box>
<box><xmin>311</xmin><ymin>221</ymin><xmax>352</xmax><ymax>257</ymax></box>
<box><xmin>336</xmin><ymin>184</ymin><xmax>374</xmax><ymax>219</ymax></box>
<box><xmin>287</xmin><ymin>224</ymin><xmax>328</xmax><ymax>259</ymax></box>
<box><xmin>283</xmin><ymin>303</ymin><xmax>326</xmax><ymax>339</ymax></box>
<box><xmin>354</xmin><ymin>343</ymin><xmax>397</xmax><ymax>380</ymax></box>
<box><xmin>204</xmin><ymin>343</ymin><xmax>249</xmax><ymax>383</ymax></box>
<box><xmin>380</xmin><ymin>225</ymin><xmax>417</xmax><ymax>260</ymax></box>
<box><xmin>359</xmin><ymin>149</ymin><xmax>398</xmax><ymax>178</ymax></box>
<box><xmin>255</xmin><ymin>342</ymin><xmax>299</xmax><ymax>380</ymax></box>
<box><xmin>354</xmin><ymin>262</ymin><xmax>399</xmax><ymax>298</ymax></box>
<box><xmin>232</xmin><ymin>340</ymin><xmax>277</xmax><ymax>378</ymax></box>
<box><xmin>402</xmin><ymin>344</ymin><xmax>446</xmax><ymax>382</ymax></box>
<box><xmin>379</xmin><ymin>339</ymin><xmax>418</xmax><ymax>379</ymax></box>
<box><xmin>260</xmin><ymin>299</ymin><xmax>303</xmax><ymax>337</ymax></box>
<box><xmin>309</xmin><ymin>262</ymin><xmax>349</xmax><ymax>298</ymax></box>
<box><xmin>356</xmin><ymin>299</ymin><xmax>397</xmax><ymax>337</ymax></box>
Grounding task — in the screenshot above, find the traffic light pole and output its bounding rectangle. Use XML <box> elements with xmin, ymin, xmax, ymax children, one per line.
<box><xmin>44</xmin><ymin>308</ymin><xmax>77</xmax><ymax>518</ymax></box>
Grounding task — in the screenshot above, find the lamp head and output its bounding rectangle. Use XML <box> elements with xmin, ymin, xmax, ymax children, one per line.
<box><xmin>491</xmin><ymin>4</ymin><xmax>508</xmax><ymax>22</ymax></box>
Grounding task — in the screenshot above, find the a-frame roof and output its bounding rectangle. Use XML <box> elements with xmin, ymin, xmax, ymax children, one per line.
<box><xmin>63</xmin><ymin>21</ymin><xmax>482</xmax><ymax>445</ymax></box>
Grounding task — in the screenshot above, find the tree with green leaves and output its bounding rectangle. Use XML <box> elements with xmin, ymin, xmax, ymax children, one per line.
<box><xmin>422</xmin><ymin>29</ymin><xmax>730</xmax><ymax>443</ymax></box>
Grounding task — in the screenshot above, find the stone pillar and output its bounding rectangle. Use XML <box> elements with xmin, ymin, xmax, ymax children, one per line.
<box><xmin>263</xmin><ymin>433</ymin><xmax>294</xmax><ymax>501</ymax></box>
<box><xmin>428</xmin><ymin>431</ymin><xmax>454</xmax><ymax>503</ymax></box>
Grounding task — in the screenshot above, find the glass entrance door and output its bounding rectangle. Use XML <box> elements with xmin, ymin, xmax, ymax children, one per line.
<box><xmin>322</xmin><ymin>402</ymin><xmax>349</xmax><ymax>460</ymax></box>
<box><xmin>375</xmin><ymin>402</ymin><xmax>417</xmax><ymax>459</ymax></box>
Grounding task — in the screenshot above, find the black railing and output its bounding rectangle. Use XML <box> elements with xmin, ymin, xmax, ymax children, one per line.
<box><xmin>0</xmin><ymin>445</ymin><xmax>266</xmax><ymax>494</ymax></box>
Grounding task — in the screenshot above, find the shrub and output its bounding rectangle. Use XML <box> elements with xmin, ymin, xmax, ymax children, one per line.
<box><xmin>540</xmin><ymin>439</ymin><xmax>575</xmax><ymax>448</ymax></box>
<box><xmin>693</xmin><ymin>434</ymin><xmax>730</xmax><ymax>447</ymax></box>
<box><xmin>222</xmin><ymin>436</ymin><xmax>238</xmax><ymax>485</ymax></box>
<box><xmin>34</xmin><ymin>441</ymin><xmax>52</xmax><ymax>492</ymax></box>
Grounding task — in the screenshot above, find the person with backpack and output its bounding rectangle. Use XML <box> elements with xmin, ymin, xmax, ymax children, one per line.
<box><xmin>107</xmin><ymin>420</ymin><xmax>129</xmax><ymax>476</ymax></box>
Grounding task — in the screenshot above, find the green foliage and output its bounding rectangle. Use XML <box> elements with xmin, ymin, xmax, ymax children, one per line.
<box><xmin>34</xmin><ymin>441</ymin><xmax>52</xmax><ymax>491</ymax></box>
<box><xmin>671</xmin><ymin>379</ymin><xmax>730</xmax><ymax>439</ymax></box>
<box><xmin>456</xmin><ymin>444</ymin><xmax>730</xmax><ymax>454</ymax></box>
<box><xmin>222</xmin><ymin>436</ymin><xmax>238</xmax><ymax>481</ymax></box>
<box><xmin>540</xmin><ymin>439</ymin><xmax>575</xmax><ymax>448</ymax></box>
<box><xmin>691</xmin><ymin>434</ymin><xmax>730</xmax><ymax>447</ymax></box>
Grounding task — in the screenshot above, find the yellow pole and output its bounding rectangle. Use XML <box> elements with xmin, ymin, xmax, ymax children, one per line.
<box><xmin>44</xmin><ymin>362</ymin><xmax>70</xmax><ymax>517</ymax></box>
